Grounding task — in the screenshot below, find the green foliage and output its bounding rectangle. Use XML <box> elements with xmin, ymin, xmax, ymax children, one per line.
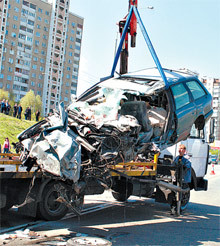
<box><xmin>0</xmin><ymin>113</ymin><xmax>35</xmax><ymax>153</ymax></box>
<box><xmin>0</xmin><ymin>88</ymin><xmax>9</xmax><ymax>100</ymax></box>
<box><xmin>210</xmin><ymin>149</ymin><xmax>220</xmax><ymax>160</ymax></box>
<box><xmin>20</xmin><ymin>90</ymin><xmax>43</xmax><ymax>120</ymax></box>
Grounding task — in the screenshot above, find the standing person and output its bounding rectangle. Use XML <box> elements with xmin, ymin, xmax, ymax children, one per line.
<box><xmin>13</xmin><ymin>103</ymin><xmax>18</xmax><ymax>117</ymax></box>
<box><xmin>170</xmin><ymin>144</ymin><xmax>191</xmax><ymax>214</ymax></box>
<box><xmin>17</xmin><ymin>104</ymin><xmax>22</xmax><ymax>119</ymax></box>
<box><xmin>28</xmin><ymin>106</ymin><xmax>31</xmax><ymax>120</ymax></box>
<box><xmin>24</xmin><ymin>107</ymin><xmax>29</xmax><ymax>120</ymax></box>
<box><xmin>3</xmin><ymin>137</ymin><xmax>11</xmax><ymax>153</ymax></box>
<box><xmin>35</xmin><ymin>110</ymin><xmax>40</xmax><ymax>121</ymax></box>
<box><xmin>1</xmin><ymin>99</ymin><xmax>6</xmax><ymax>113</ymax></box>
<box><xmin>5</xmin><ymin>100</ymin><xmax>11</xmax><ymax>115</ymax></box>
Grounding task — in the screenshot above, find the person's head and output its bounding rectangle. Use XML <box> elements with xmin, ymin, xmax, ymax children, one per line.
<box><xmin>5</xmin><ymin>137</ymin><xmax>9</xmax><ymax>142</ymax></box>
<box><xmin>178</xmin><ymin>144</ymin><xmax>186</xmax><ymax>156</ymax></box>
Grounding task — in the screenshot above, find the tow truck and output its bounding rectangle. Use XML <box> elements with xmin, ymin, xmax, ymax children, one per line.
<box><xmin>0</xmin><ymin>1</ymin><xmax>213</xmax><ymax>220</ymax></box>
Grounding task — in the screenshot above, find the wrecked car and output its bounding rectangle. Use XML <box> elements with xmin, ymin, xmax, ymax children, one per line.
<box><xmin>1</xmin><ymin>68</ymin><xmax>213</xmax><ymax>220</ymax></box>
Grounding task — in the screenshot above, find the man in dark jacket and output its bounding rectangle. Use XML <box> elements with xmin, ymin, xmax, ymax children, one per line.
<box><xmin>17</xmin><ymin>104</ymin><xmax>22</xmax><ymax>119</ymax></box>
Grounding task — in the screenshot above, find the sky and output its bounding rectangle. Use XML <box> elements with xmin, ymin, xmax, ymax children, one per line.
<box><xmin>69</xmin><ymin>0</ymin><xmax>220</xmax><ymax>96</ymax></box>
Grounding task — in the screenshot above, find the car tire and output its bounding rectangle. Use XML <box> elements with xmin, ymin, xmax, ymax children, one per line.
<box><xmin>37</xmin><ymin>182</ymin><xmax>68</xmax><ymax>221</ymax></box>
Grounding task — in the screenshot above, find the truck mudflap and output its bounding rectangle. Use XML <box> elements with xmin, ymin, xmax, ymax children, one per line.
<box><xmin>195</xmin><ymin>178</ymin><xmax>208</xmax><ymax>191</ymax></box>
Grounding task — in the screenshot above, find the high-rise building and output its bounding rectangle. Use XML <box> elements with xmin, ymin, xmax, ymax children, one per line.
<box><xmin>0</xmin><ymin>0</ymin><xmax>83</xmax><ymax>116</ymax></box>
<box><xmin>201</xmin><ymin>77</ymin><xmax>220</xmax><ymax>140</ymax></box>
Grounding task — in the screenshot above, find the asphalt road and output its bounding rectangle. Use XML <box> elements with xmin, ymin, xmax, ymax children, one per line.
<box><xmin>0</xmin><ymin>165</ymin><xmax>220</xmax><ymax>246</ymax></box>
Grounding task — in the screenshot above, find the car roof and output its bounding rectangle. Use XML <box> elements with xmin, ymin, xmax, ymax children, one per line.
<box><xmin>77</xmin><ymin>67</ymin><xmax>199</xmax><ymax>101</ymax></box>
<box><xmin>121</xmin><ymin>67</ymin><xmax>198</xmax><ymax>84</ymax></box>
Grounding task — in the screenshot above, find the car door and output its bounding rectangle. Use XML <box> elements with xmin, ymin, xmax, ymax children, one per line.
<box><xmin>170</xmin><ymin>82</ymin><xmax>196</xmax><ymax>142</ymax></box>
<box><xmin>185</xmin><ymin>80</ymin><xmax>209</xmax><ymax>120</ymax></box>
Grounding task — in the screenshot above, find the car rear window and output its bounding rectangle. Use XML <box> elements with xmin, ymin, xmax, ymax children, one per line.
<box><xmin>186</xmin><ymin>81</ymin><xmax>206</xmax><ymax>100</ymax></box>
<box><xmin>171</xmin><ymin>83</ymin><xmax>190</xmax><ymax>110</ymax></box>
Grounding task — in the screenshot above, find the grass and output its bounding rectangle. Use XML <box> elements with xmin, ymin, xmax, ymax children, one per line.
<box><xmin>0</xmin><ymin>113</ymin><xmax>36</xmax><ymax>153</ymax></box>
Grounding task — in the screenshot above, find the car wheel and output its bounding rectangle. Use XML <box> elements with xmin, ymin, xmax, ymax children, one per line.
<box><xmin>180</xmin><ymin>184</ymin><xmax>190</xmax><ymax>211</ymax></box>
<box><xmin>37</xmin><ymin>182</ymin><xmax>68</xmax><ymax>221</ymax></box>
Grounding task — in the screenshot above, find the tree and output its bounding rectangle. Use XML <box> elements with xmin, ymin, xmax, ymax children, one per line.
<box><xmin>20</xmin><ymin>90</ymin><xmax>42</xmax><ymax>120</ymax></box>
<box><xmin>0</xmin><ymin>88</ymin><xmax>9</xmax><ymax>101</ymax></box>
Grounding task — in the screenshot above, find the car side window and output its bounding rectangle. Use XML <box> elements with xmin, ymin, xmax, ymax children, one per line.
<box><xmin>171</xmin><ymin>83</ymin><xmax>190</xmax><ymax>110</ymax></box>
<box><xmin>186</xmin><ymin>81</ymin><xmax>206</xmax><ymax>100</ymax></box>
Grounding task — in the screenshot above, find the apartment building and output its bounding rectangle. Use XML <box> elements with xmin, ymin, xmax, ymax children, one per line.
<box><xmin>201</xmin><ymin>77</ymin><xmax>220</xmax><ymax>140</ymax></box>
<box><xmin>0</xmin><ymin>0</ymin><xmax>83</xmax><ymax>116</ymax></box>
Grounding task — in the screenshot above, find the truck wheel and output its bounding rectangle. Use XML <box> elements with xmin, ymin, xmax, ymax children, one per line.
<box><xmin>181</xmin><ymin>184</ymin><xmax>190</xmax><ymax>211</ymax></box>
<box><xmin>112</xmin><ymin>191</ymin><xmax>131</xmax><ymax>202</ymax></box>
<box><xmin>37</xmin><ymin>182</ymin><xmax>68</xmax><ymax>221</ymax></box>
<box><xmin>112</xmin><ymin>180</ymin><xmax>132</xmax><ymax>202</ymax></box>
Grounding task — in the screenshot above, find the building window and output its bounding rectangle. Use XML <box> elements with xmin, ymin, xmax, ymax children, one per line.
<box><xmin>64</xmin><ymin>97</ymin><xmax>68</xmax><ymax>102</ymax></box>
<box><xmin>30</xmin><ymin>3</ymin><xmax>36</xmax><ymax>10</ymax></box>
<box><xmin>13</xmin><ymin>15</ymin><xmax>18</xmax><ymax>21</ymax></box>
<box><xmin>34</xmin><ymin>49</ymin><xmax>38</xmax><ymax>53</ymax></box>
<box><xmin>31</xmin><ymin>81</ymin><xmax>35</xmax><ymax>86</ymax></box>
<box><xmin>41</xmin><ymin>50</ymin><xmax>45</xmax><ymax>55</ymax></box>
<box><xmin>67</xmin><ymin>67</ymin><xmax>70</xmax><ymax>71</ymax></box>
<box><xmin>33</xmin><ymin>56</ymin><xmax>38</xmax><ymax>61</ymax></box>
<box><xmin>6</xmin><ymin>84</ymin><xmax>11</xmax><ymax>89</ymax></box>
<box><xmin>38</xmin><ymin>16</ymin><xmax>42</xmax><ymax>21</ymax></box>
<box><xmin>44</xmin><ymin>19</ymin><xmax>49</xmax><ymax>24</ymax></box>
<box><xmin>8</xmin><ymin>58</ymin><xmax>13</xmax><ymax>64</ymax></box>
<box><xmin>27</xmin><ymin>28</ymin><xmax>33</xmax><ymax>34</ymax></box>
<box><xmin>35</xmin><ymin>40</ymin><xmax>39</xmax><ymax>46</ymax></box>
<box><xmin>66</xmin><ymin>74</ymin><xmax>70</xmax><ymax>79</ymax></box>
<box><xmin>71</xmin><ymin>30</ymin><xmax>74</xmax><ymax>34</ymax></box>
<box><xmin>7</xmin><ymin>75</ymin><xmax>12</xmax><ymax>80</ymax></box>
<box><xmin>42</xmin><ymin>43</ymin><xmax>46</xmax><ymax>48</ymax></box>
<box><xmin>32</xmin><ymin>73</ymin><xmax>36</xmax><ymax>78</ymax></box>
<box><xmin>70</xmin><ymin>37</ymin><xmax>74</xmax><ymax>42</ymax></box>
<box><xmin>14</xmin><ymin>7</ymin><xmax>19</xmax><ymax>12</ymax></box>
<box><xmin>72</xmin><ymin>22</ymin><xmax>75</xmax><ymax>27</ymax></box>
<box><xmin>75</xmin><ymin>45</ymin><xmax>80</xmax><ymax>50</ymax></box>
<box><xmin>36</xmin><ymin>32</ymin><xmax>40</xmax><ymax>37</ymax></box>
<box><xmin>40</xmin><ymin>58</ymin><xmax>45</xmax><ymax>63</ymax></box>
<box><xmin>27</xmin><ymin>36</ymin><xmax>32</xmax><ymax>42</ymax></box>
<box><xmin>37</xmin><ymin>24</ymin><xmax>41</xmax><ymax>29</ymax></box>
<box><xmin>12</xmin><ymin>24</ymin><xmax>17</xmax><ymax>29</ymax></box>
<box><xmin>38</xmin><ymin>8</ymin><xmax>42</xmax><ymax>13</ymax></box>
<box><xmin>43</xmin><ymin>35</ymin><xmax>47</xmax><ymax>40</ymax></box>
<box><xmin>45</xmin><ymin>11</ymin><xmax>49</xmax><ymax>16</ymax></box>
<box><xmin>32</xmin><ymin>64</ymin><xmax>37</xmax><ymax>70</ymax></box>
<box><xmin>19</xmin><ymin>33</ymin><xmax>25</xmax><ymax>40</ymax></box>
<box><xmin>40</xmin><ymin>66</ymin><xmax>44</xmax><ymax>72</ymax></box>
<box><xmin>11</xmin><ymin>32</ymin><xmax>16</xmax><ymax>38</ymax></box>
<box><xmin>28</xmin><ymin>20</ymin><xmax>34</xmax><ymax>26</ymax></box>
